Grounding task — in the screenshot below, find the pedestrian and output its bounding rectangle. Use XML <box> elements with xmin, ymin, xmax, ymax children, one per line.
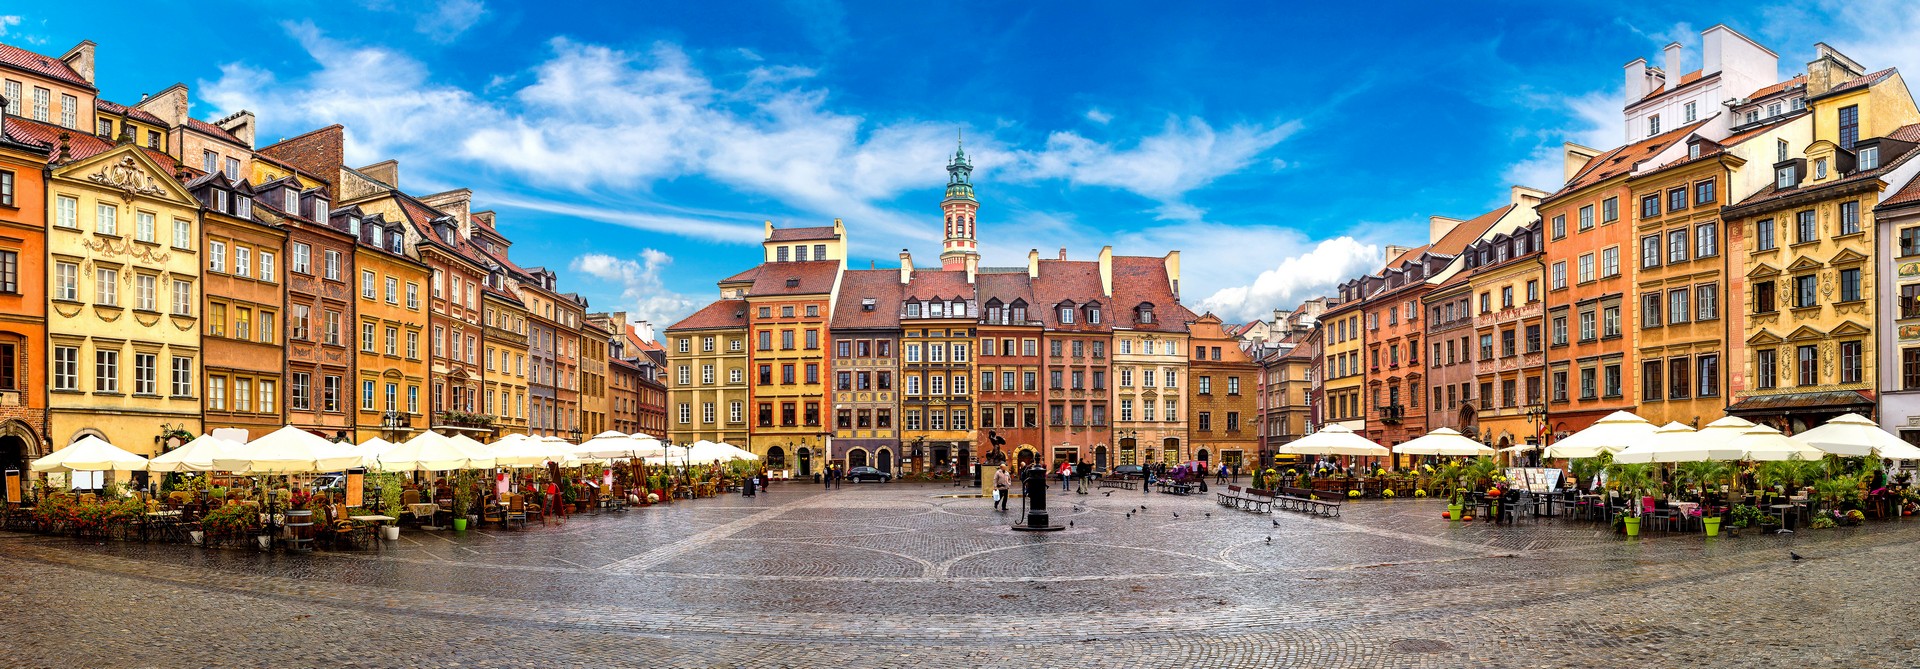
<box><xmin>1217</xmin><ymin>463</ymin><xmax>1228</xmax><ymax>484</ymax></box>
<box><xmin>993</xmin><ymin>465</ymin><xmax>1011</xmax><ymax>511</ymax></box>
<box><xmin>824</xmin><ymin>463</ymin><xmax>833</xmax><ymax>490</ymax></box>
<box><xmin>1058</xmin><ymin>460</ymin><xmax>1072</xmax><ymax>492</ymax></box>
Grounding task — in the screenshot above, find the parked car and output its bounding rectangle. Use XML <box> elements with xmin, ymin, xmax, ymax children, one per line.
<box><xmin>309</xmin><ymin>474</ymin><xmax>347</xmax><ymax>491</ymax></box>
<box><xmin>1110</xmin><ymin>464</ymin><xmax>1146</xmax><ymax>480</ymax></box>
<box><xmin>845</xmin><ymin>466</ymin><xmax>892</xmax><ymax>483</ymax></box>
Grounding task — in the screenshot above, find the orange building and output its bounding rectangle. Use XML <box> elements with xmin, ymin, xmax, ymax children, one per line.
<box><xmin>1540</xmin><ymin>121</ymin><xmax>1706</xmax><ymax>437</ymax></box>
<box><xmin>0</xmin><ymin>113</ymin><xmax>50</xmax><ymax>474</ymax></box>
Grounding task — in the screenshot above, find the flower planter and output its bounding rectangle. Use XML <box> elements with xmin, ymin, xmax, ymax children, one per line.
<box><xmin>381</xmin><ymin>525</ymin><xmax>400</xmax><ymax>541</ymax></box>
<box><xmin>1703</xmin><ymin>517</ymin><xmax>1721</xmax><ymax>537</ymax></box>
<box><xmin>1446</xmin><ymin>504</ymin><xmax>1462</xmax><ymax>520</ymax></box>
<box><xmin>453</xmin><ymin>518</ymin><xmax>468</xmax><ymax>531</ymax></box>
<box><xmin>1623</xmin><ymin>517</ymin><xmax>1641</xmax><ymax>537</ymax></box>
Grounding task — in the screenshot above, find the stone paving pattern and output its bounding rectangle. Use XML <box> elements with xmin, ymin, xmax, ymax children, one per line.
<box><xmin>2</xmin><ymin>481</ymin><xmax>1918</xmax><ymax>667</ymax></box>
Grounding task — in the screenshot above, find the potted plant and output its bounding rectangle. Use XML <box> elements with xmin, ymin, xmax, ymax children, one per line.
<box><xmin>451</xmin><ymin>472</ymin><xmax>477</xmax><ymax>531</ymax></box>
<box><xmin>1606</xmin><ymin>461</ymin><xmax>1654</xmax><ymax>538</ymax></box>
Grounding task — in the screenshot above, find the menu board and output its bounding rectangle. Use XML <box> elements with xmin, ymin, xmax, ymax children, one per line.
<box><xmin>1505</xmin><ymin>467</ymin><xmax>1563</xmax><ymax>493</ymax></box>
<box><xmin>345</xmin><ymin>471</ymin><xmax>364</xmax><ymax>507</ymax></box>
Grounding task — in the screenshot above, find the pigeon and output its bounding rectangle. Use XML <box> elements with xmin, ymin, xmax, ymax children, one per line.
<box><xmin>1777</xmin><ymin>528</ymin><xmax>1795</xmax><ymax>535</ymax></box>
<box><xmin>1069</xmin><ymin>520</ymin><xmax>1075</xmax><ymax>528</ymax></box>
<box><xmin>1103</xmin><ymin>491</ymin><xmax>1114</xmax><ymax>497</ymax></box>
<box><xmin>1140</xmin><ymin>505</ymin><xmax>1147</xmax><ymax>510</ymax></box>
<box><xmin>1272</xmin><ymin>519</ymin><xmax>1280</xmax><ymax>527</ymax></box>
<box><xmin>1790</xmin><ymin>551</ymin><xmax>1804</xmax><ymax>561</ymax></box>
<box><xmin>1205</xmin><ymin>512</ymin><xmax>1211</xmax><ymax>518</ymax></box>
<box><xmin>1266</xmin><ymin>536</ymin><xmax>1272</xmax><ymax>545</ymax></box>
<box><xmin>1172</xmin><ymin>512</ymin><xmax>1180</xmax><ymax>518</ymax></box>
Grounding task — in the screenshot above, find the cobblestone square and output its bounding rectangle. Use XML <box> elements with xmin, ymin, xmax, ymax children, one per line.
<box><xmin>3</xmin><ymin>481</ymin><xmax>1918</xmax><ymax>668</ymax></box>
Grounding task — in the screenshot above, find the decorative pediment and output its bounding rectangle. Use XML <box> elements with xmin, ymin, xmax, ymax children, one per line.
<box><xmin>1745</xmin><ymin>329</ymin><xmax>1784</xmax><ymax>345</ymax></box>
<box><xmin>59</xmin><ymin>144</ymin><xmax>195</xmax><ymax>205</ymax></box>
<box><xmin>1746</xmin><ymin>262</ymin><xmax>1781</xmax><ymax>279</ymax></box>
<box><xmin>1785</xmin><ymin>324</ymin><xmax>1828</xmax><ymax>342</ymax></box>
<box><xmin>1830</xmin><ymin>320</ymin><xmax>1873</xmax><ymax>337</ymax></box>
<box><xmin>1827</xmin><ymin>248</ymin><xmax>1869</xmax><ymax>267</ymax></box>
<box><xmin>1785</xmin><ymin>255</ymin><xmax>1825</xmax><ymax>273</ymax></box>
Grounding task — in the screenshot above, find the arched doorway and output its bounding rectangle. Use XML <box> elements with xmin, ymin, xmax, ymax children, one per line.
<box><xmin>1094</xmin><ymin>445</ymin><xmax>1109</xmax><ymax>470</ymax></box>
<box><xmin>1016</xmin><ymin>446</ymin><xmax>1035</xmax><ymax>466</ymax></box>
<box><xmin>0</xmin><ymin>422</ymin><xmax>33</xmax><ymax>503</ymax></box>
<box><xmin>1197</xmin><ymin>448</ymin><xmax>1210</xmax><ymax>464</ymax></box>
<box><xmin>767</xmin><ymin>446</ymin><xmax>787</xmax><ymax>471</ymax></box>
<box><xmin>876</xmin><ymin>448</ymin><xmax>893</xmax><ymax>473</ymax></box>
<box><xmin>848</xmin><ymin>449</ymin><xmax>869</xmax><ymax>469</ymax></box>
<box><xmin>796</xmin><ymin>447</ymin><xmax>812</xmax><ymax>477</ymax></box>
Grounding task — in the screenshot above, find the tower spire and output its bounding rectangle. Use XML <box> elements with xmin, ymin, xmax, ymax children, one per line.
<box><xmin>939</xmin><ymin>130</ymin><xmax>980</xmax><ymax>270</ymax></box>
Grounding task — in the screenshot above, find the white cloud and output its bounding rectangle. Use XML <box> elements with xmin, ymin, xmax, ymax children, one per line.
<box><xmin>1501</xmin><ymin>90</ymin><xmax>1621</xmax><ymax>194</ymax></box>
<box><xmin>1197</xmin><ymin>236</ymin><xmax>1382</xmax><ymax>322</ymax></box>
<box><xmin>416</xmin><ymin>0</ymin><xmax>487</xmax><ymax>42</ymax></box>
<box><xmin>569</xmin><ymin>250</ymin><xmax>701</xmax><ymax>329</ymax></box>
<box><xmin>1004</xmin><ymin>117</ymin><xmax>1301</xmax><ymax>221</ymax></box>
<box><xmin>1084</xmin><ymin>108</ymin><xmax>1113</xmax><ymax>124</ymax></box>
<box><xmin>0</xmin><ymin>15</ymin><xmax>21</xmax><ymax>37</ymax></box>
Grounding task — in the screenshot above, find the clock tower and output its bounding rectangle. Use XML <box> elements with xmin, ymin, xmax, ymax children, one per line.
<box><xmin>939</xmin><ymin>138</ymin><xmax>980</xmax><ymax>270</ymax></box>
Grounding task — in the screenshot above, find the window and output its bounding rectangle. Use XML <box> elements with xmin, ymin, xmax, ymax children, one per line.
<box><xmin>53</xmin><ymin>346</ymin><xmax>77</xmax><ymax>390</ymax></box>
<box><xmin>1683</xmin><ymin>101</ymin><xmax>1696</xmax><ymax>122</ymax></box>
<box><xmin>94</xmin><ymin>350</ymin><xmax>119</xmax><ymax>393</ymax></box>
<box><xmin>1756</xmin><ymin>219</ymin><xmax>1775</xmax><ymax>251</ymax></box>
<box><xmin>135</xmin><ymin>212</ymin><xmax>155</xmax><ymax>243</ymax></box>
<box><xmin>1552</xmin><ymin>316</ymin><xmax>1567</xmax><ymax>346</ymax></box>
<box><xmin>1695</xmin><ymin>223</ymin><xmax>1718</xmax><ymax>258</ymax></box>
<box><xmin>1777</xmin><ymin>166</ymin><xmax>1796</xmax><ymax>190</ymax></box>
<box><xmin>235</xmin><ymin>247</ymin><xmax>251</xmax><ymax>278</ymax></box>
<box><xmin>1601</xmin><ymin>197</ymin><xmax>1618</xmax><ymax>223</ymax></box>
<box><xmin>95</xmin><ymin>203</ymin><xmax>117</xmax><ymax>235</ymax></box>
<box><xmin>1796</xmin><ymin>275</ymin><xmax>1818</xmax><ymax>308</ymax></box>
<box><xmin>95</xmin><ymin>268</ymin><xmax>117</xmax><ymax>306</ymax></box>
<box><xmin>30</xmin><ymin>87</ymin><xmax>46</xmax><ymax>122</ymax></box>
<box><xmin>406</xmin><ymin>283</ymin><xmax>419</xmax><ymax>309</ymax></box>
<box><xmin>209</xmin><ymin>241</ymin><xmax>227</xmax><ymax>273</ymax></box>
<box><xmin>1643</xmin><ymin>360</ymin><xmax>1663</xmax><ymax>403</ymax></box>
<box><xmin>1648</xmin><ymin>114</ymin><xmax>1660</xmax><ymax>136</ymax></box>
<box><xmin>1551</xmin><ymin>261</ymin><xmax>1566</xmax><ymax>290</ymax></box>
<box><xmin>292</xmin><ymin>243</ymin><xmax>312</xmax><ymax>274</ymax></box>
<box><xmin>1640</xmin><ymin>195</ymin><xmax>1659</xmax><ymax>219</ymax></box>
<box><xmin>1796</xmin><ymin>210</ymin><xmax>1817</xmax><ymax>244</ymax></box>
<box><xmin>1641</xmin><ymin>235</ymin><xmax>1661</xmax><ymax>268</ymax></box>
<box><xmin>60</xmin><ymin>93</ymin><xmax>76</xmax><ymax>128</ymax></box>
<box><xmin>1552</xmin><ymin>214</ymin><xmax>1565</xmax><ymax>239</ymax></box>
<box><xmin>134</xmin><ymin>274</ymin><xmax>155</xmax><ymax>311</ymax></box>
<box><xmin>1697</xmin><ymin>283</ymin><xmax>1718</xmax><ymax>320</ymax></box>
<box><xmin>260</xmin><ymin>252</ymin><xmax>276</xmax><ymax>282</ymax></box>
<box><xmin>324</xmin><ymin>250</ymin><xmax>340</xmax><ymax>280</ymax></box>
<box><xmin>1798</xmin><ymin>345</ymin><xmax>1820</xmax><ymax>386</ymax></box>
<box><xmin>362</xmin><ymin>270</ymin><xmax>376</xmax><ymax>299</ymax></box>
<box><xmin>1841</xmin><ymin>341</ymin><xmax>1863</xmax><ymax>384</ymax></box>
<box><xmin>1643</xmin><ymin>292</ymin><xmax>1662</xmax><ymax>328</ymax></box>
<box><xmin>1755</xmin><ymin>280</ymin><xmax>1778</xmax><ymax>313</ymax></box>
<box><xmin>1577</xmin><ymin>254</ymin><xmax>1593</xmax><ymax>283</ymax></box>
<box><xmin>1695</xmin><ymin>179</ymin><xmax>1715</xmax><ymax>205</ymax></box>
<box><xmin>1603</xmin><ymin>305</ymin><xmax>1620</xmax><ymax>337</ymax></box>
<box><xmin>1860</xmin><ymin>145</ymin><xmax>1881</xmax><ymax>171</ymax></box>
<box><xmin>1840</xmin><ymin>268</ymin><xmax>1862</xmax><ymax>302</ymax></box>
<box><xmin>1579</xmin><ymin>311</ymin><xmax>1595</xmax><ymax>341</ymax></box>
<box><xmin>1578</xmin><ymin>204</ymin><xmax>1594</xmax><ymax>231</ymax></box>
<box><xmin>1601</xmin><ymin>247</ymin><xmax>1619</xmax><ymax>277</ymax></box>
<box><xmin>1</xmin><ymin>81</ymin><xmax>14</xmax><ymax>116</ymax></box>
<box><xmin>1906</xmin><ymin>350</ymin><xmax>1920</xmax><ymax>390</ymax></box>
<box><xmin>170</xmin><ymin>280</ymin><xmax>197</xmax><ymax>318</ymax></box>
<box><xmin>1668</xmin><ymin>288</ymin><xmax>1690</xmax><ymax>325</ymax></box>
<box><xmin>1839</xmin><ymin>201</ymin><xmax>1860</xmax><ymax>235</ymax></box>
<box><xmin>1838</xmin><ymin>105</ymin><xmax>1859</xmax><ymax>150</ymax></box>
<box><xmin>1667</xmin><ymin>187</ymin><xmax>1686</xmax><ymax>212</ymax></box>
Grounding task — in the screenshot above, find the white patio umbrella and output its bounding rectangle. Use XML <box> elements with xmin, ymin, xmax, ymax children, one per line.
<box><xmin>719</xmin><ymin>442</ymin><xmax>759</xmax><ymax>461</ymax></box>
<box><xmin>575</xmin><ymin>430</ymin><xmax>646</xmax><ymax>460</ymax></box>
<box><xmin>377</xmin><ymin>431</ymin><xmax>491</xmax><ymax>471</ymax></box>
<box><xmin>1543</xmin><ymin>410</ymin><xmax>1655</xmax><ymax>459</ymax></box>
<box><xmin>627</xmin><ymin>432</ymin><xmax>659</xmax><ymax>440</ymax></box>
<box><xmin>447</xmin><ymin>434</ymin><xmax>497</xmax><ymax>468</ymax></box>
<box><xmin>1277</xmin><ymin>425</ymin><xmax>1390</xmax><ymax>457</ymax></box>
<box><xmin>683</xmin><ymin>440</ymin><xmax>754</xmax><ymax>464</ymax></box>
<box><xmin>147</xmin><ymin>434</ymin><xmax>241</xmax><ymax>473</ymax></box>
<box><xmin>1794</xmin><ymin>413</ymin><xmax>1920</xmax><ymax>459</ymax></box>
<box><xmin>215</xmin><ymin>426</ymin><xmax>364</xmax><ymax>474</ymax></box>
<box><xmin>1391</xmin><ymin>428</ymin><xmax>1494</xmax><ymax>457</ymax></box>
<box><xmin>355</xmin><ymin>437</ymin><xmax>398</xmax><ymax>461</ymax></box>
<box><xmin>1614</xmin><ymin>422</ymin><xmax>1727</xmax><ymax>463</ymax></box>
<box><xmin>1728</xmin><ymin>425</ymin><xmax>1825</xmax><ymax>461</ymax></box>
<box><xmin>491</xmin><ymin>434</ymin><xmax>571</xmax><ymax>468</ymax></box>
<box><xmin>31</xmin><ymin>436</ymin><xmax>149</xmax><ymax>473</ymax></box>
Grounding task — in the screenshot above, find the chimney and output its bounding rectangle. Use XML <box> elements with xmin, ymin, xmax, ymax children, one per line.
<box><xmin>60</xmin><ymin>41</ymin><xmax>96</xmax><ymax>86</ymax></box>
<box><xmin>358</xmin><ymin>160</ymin><xmax>399</xmax><ymax>188</ymax></box>
<box><xmin>964</xmin><ymin>253</ymin><xmax>978</xmax><ymax>285</ymax></box>
<box><xmin>1057</xmin><ymin>247</ymin><xmax>1068</xmax><ymax>261</ymax></box>
<box><xmin>134</xmin><ymin>84</ymin><xmax>190</xmax><ymax>127</ymax></box>
<box><xmin>1510</xmin><ymin>185</ymin><xmax>1546</xmax><ymax>208</ymax></box>
<box><xmin>419</xmin><ymin>189</ymin><xmax>474</xmax><ymax>237</ymax></box>
<box><xmin>1027</xmin><ymin>249</ymin><xmax>1040</xmax><ymax>278</ymax></box>
<box><xmin>1806</xmin><ymin>43</ymin><xmax>1868</xmax><ymax>97</ymax></box>
<box><xmin>1563</xmin><ymin>142</ymin><xmax>1602</xmax><ymax>182</ymax></box>
<box><xmin>1164</xmin><ymin>250</ymin><xmax>1181</xmax><ymax>301</ymax></box>
<box><xmin>1623</xmin><ymin>57</ymin><xmax>1649</xmax><ymax>102</ymax></box>
<box><xmin>899</xmin><ymin>249</ymin><xmax>913</xmax><ymax>285</ymax></box>
<box><xmin>1097</xmin><ymin>246</ymin><xmax>1113</xmax><ymax>297</ymax></box>
<box><xmin>215</xmin><ymin>110</ymin><xmax>257</xmax><ymax>149</ymax></box>
<box><xmin>1383</xmin><ymin>245</ymin><xmax>1413</xmax><ymax>264</ymax></box>
<box><xmin>1428</xmin><ymin>216</ymin><xmax>1463</xmax><ymax>244</ymax></box>
<box><xmin>1663</xmin><ymin>42</ymin><xmax>1684</xmax><ymax>85</ymax></box>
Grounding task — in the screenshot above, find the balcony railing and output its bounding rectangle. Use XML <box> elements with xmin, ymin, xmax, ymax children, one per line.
<box><xmin>1376</xmin><ymin>404</ymin><xmax>1405</xmax><ymax>425</ymax></box>
<box><xmin>433</xmin><ymin>411</ymin><xmax>493</xmax><ymax>429</ymax></box>
<box><xmin>381</xmin><ymin>411</ymin><xmax>413</xmax><ymax>429</ymax></box>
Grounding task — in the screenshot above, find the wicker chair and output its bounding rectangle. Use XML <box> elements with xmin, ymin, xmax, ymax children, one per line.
<box><xmin>505</xmin><ymin>494</ymin><xmax>527</xmax><ymax>530</ymax></box>
<box><xmin>482</xmin><ymin>495</ymin><xmax>506</xmax><ymax>526</ymax></box>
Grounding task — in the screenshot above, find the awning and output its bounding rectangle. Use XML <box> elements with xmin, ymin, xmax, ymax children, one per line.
<box><xmin>1725</xmin><ymin>390</ymin><xmax>1874</xmax><ymax>417</ymax></box>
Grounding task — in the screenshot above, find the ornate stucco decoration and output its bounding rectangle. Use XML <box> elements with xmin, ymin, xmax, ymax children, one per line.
<box><xmin>88</xmin><ymin>156</ymin><xmax>168</xmax><ymax>201</ymax></box>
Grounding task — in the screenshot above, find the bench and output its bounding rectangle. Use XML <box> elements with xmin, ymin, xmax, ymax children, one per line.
<box><xmin>1275</xmin><ymin>486</ymin><xmax>1342</xmax><ymax>518</ymax></box>
<box><xmin>1157</xmin><ymin>481</ymin><xmax>1196</xmax><ymax>496</ymax></box>
<box><xmin>1215</xmin><ymin>485</ymin><xmax>1274</xmax><ymax>513</ymax></box>
<box><xmin>1100</xmin><ymin>478</ymin><xmax>1138</xmax><ymax>490</ymax></box>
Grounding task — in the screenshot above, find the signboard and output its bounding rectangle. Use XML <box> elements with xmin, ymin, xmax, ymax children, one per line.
<box><xmin>4</xmin><ymin>469</ymin><xmax>18</xmax><ymax>504</ymax></box>
<box><xmin>1505</xmin><ymin>467</ymin><xmax>1562</xmax><ymax>493</ymax></box>
<box><xmin>345</xmin><ymin>471</ymin><xmax>364</xmax><ymax>507</ymax></box>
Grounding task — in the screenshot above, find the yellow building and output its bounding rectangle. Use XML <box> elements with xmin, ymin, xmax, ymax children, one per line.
<box><xmin>470</xmin><ymin>211</ymin><xmax>531</xmax><ymax>436</ymax></box>
<box><xmin>664</xmin><ymin>298</ymin><xmax>751</xmax><ymax>446</ymax></box>
<box><xmin>579</xmin><ymin>317</ymin><xmax>612</xmax><ymax>435</ymax></box>
<box><xmin>744</xmin><ymin>221</ymin><xmax>844</xmax><ymax>470</ymax></box>
<box><xmin>333</xmin><ymin>200</ymin><xmax>430</xmax><ymax>444</ymax></box>
<box><xmin>1725</xmin><ymin>64</ymin><xmax>1920</xmax><ymax>431</ymax></box>
<box><xmin>43</xmin><ymin>133</ymin><xmax>202</xmax><ymax>453</ymax></box>
<box><xmin>1318</xmin><ymin>296</ymin><xmax>1367</xmax><ymax>432</ymax></box>
<box><xmin>899</xmin><ymin>260</ymin><xmax>974</xmax><ymax>475</ymax></box>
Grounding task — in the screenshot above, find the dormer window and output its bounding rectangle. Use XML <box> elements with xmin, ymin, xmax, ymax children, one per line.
<box><xmin>214</xmin><ymin>189</ymin><xmax>229</xmax><ymax>211</ymax></box>
<box><xmin>1777</xmin><ymin>166</ymin><xmax>1796</xmax><ymax>190</ymax></box>
<box><xmin>1060</xmin><ymin>306</ymin><xmax>1075</xmax><ymax>324</ymax></box>
<box><xmin>371</xmin><ymin>226</ymin><xmax>385</xmax><ymax>248</ymax></box>
<box><xmin>1087</xmin><ymin>307</ymin><xmax>1100</xmax><ymax>324</ymax></box>
<box><xmin>285</xmin><ymin>190</ymin><xmax>299</xmax><ymax>213</ymax></box>
<box><xmin>439</xmin><ymin>226</ymin><xmax>455</xmax><ymax>244</ymax></box>
<box><xmin>861</xmin><ymin>298</ymin><xmax>876</xmax><ymax>312</ymax></box>
<box><xmin>348</xmin><ymin>216</ymin><xmax>362</xmax><ymax>236</ymax></box>
<box><xmin>1138</xmin><ymin>306</ymin><xmax>1154</xmax><ymax>324</ymax></box>
<box><xmin>1860</xmin><ymin>146</ymin><xmax>1880</xmax><ymax>171</ymax></box>
<box><xmin>1011</xmin><ymin>305</ymin><xmax>1026</xmax><ymax>323</ymax></box>
<box><xmin>236</xmin><ymin>197</ymin><xmax>252</xmax><ymax>218</ymax></box>
<box><xmin>952</xmin><ymin>301</ymin><xmax>966</xmax><ymax>318</ymax></box>
<box><xmin>1815</xmin><ymin>158</ymin><xmax>1828</xmax><ymax>180</ymax></box>
<box><xmin>784</xmin><ymin>278</ymin><xmax>799</xmax><ymax>288</ymax></box>
<box><xmin>388</xmin><ymin>230</ymin><xmax>404</xmax><ymax>254</ymax></box>
<box><xmin>906</xmin><ymin>302</ymin><xmax>922</xmax><ymax>318</ymax></box>
<box><xmin>1687</xmin><ymin>143</ymin><xmax>1700</xmax><ymax>160</ymax></box>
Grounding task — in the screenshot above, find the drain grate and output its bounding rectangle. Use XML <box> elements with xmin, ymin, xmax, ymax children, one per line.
<box><xmin>1389</xmin><ymin>638</ymin><xmax>1454</xmax><ymax>654</ymax></box>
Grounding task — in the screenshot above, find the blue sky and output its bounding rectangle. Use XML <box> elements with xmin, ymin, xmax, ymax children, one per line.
<box><xmin>5</xmin><ymin>1</ymin><xmax>1916</xmax><ymax>334</ymax></box>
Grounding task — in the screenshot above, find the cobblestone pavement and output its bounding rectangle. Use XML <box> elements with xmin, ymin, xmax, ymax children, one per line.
<box><xmin>3</xmin><ymin>481</ymin><xmax>1919</xmax><ymax>667</ymax></box>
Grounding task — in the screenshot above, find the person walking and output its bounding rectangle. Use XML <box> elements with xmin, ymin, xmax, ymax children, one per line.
<box><xmin>823</xmin><ymin>464</ymin><xmax>833</xmax><ymax>490</ymax></box>
<box><xmin>993</xmin><ymin>465</ymin><xmax>1011</xmax><ymax>511</ymax></box>
<box><xmin>1058</xmin><ymin>460</ymin><xmax>1072</xmax><ymax>492</ymax></box>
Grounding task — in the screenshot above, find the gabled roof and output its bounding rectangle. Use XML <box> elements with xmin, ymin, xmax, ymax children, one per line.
<box><xmin>1746</xmin><ymin>74</ymin><xmax>1807</xmax><ymax>101</ymax></box>
<box><xmin>975</xmin><ymin>272</ymin><xmax>1036</xmax><ymax>312</ymax></box>
<box><xmin>749</xmin><ymin>260</ymin><xmax>839</xmax><ymax>296</ymax></box>
<box><xmin>1031</xmin><ymin>260</ymin><xmax>1110</xmax><ymax>330</ymax></box>
<box><xmin>1735</xmin><ymin>122</ymin><xmax>1920</xmax><ymax>213</ymax></box>
<box><xmin>666</xmin><ymin>298</ymin><xmax>750</xmax><ymax>332</ymax></box>
<box><xmin>831</xmin><ymin>269</ymin><xmax>904</xmax><ymax>330</ymax></box>
<box><xmin>902</xmin><ymin>269</ymin><xmax>971</xmax><ymax>301</ymax></box>
<box><xmin>95</xmin><ymin>98</ymin><xmax>167</xmax><ymax>126</ymax></box>
<box><xmin>3</xmin><ymin>115</ymin><xmax>180</xmax><ymax>174</ymax></box>
<box><xmin>0</xmin><ymin>43</ymin><xmax>92</xmax><ymax>89</ymax></box>
<box><xmin>184</xmin><ymin>117</ymin><xmax>247</xmax><ymax>147</ymax></box>
<box><xmin>767</xmin><ymin>226</ymin><xmax>838</xmax><ymax>242</ymax></box>
<box><xmin>1637</xmin><ymin>69</ymin><xmax>1707</xmax><ymax>103</ymax></box>
<box><xmin>1110</xmin><ymin>255</ymin><xmax>1185</xmax><ymax>332</ymax></box>
<box><xmin>1549</xmin><ymin>117</ymin><xmax>1714</xmax><ymax>200</ymax></box>
<box><xmin>1814</xmin><ymin>67</ymin><xmax>1898</xmax><ymax>101</ymax></box>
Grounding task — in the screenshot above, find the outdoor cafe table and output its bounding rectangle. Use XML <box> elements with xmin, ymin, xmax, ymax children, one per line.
<box><xmin>142</xmin><ymin>510</ymin><xmax>183</xmax><ymax>543</ymax></box>
<box><xmin>405</xmin><ymin>503</ymin><xmax>438</xmax><ymax>522</ymax></box>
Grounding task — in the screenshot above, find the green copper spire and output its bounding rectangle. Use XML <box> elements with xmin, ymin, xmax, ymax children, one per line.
<box><xmin>945</xmin><ymin>131</ymin><xmax>975</xmax><ymax>201</ymax></box>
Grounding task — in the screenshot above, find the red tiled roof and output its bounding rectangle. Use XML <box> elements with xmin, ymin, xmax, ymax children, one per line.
<box><xmin>1110</xmin><ymin>255</ymin><xmax>1185</xmax><ymax>332</ymax></box>
<box><xmin>185</xmin><ymin>117</ymin><xmax>247</xmax><ymax>147</ymax></box>
<box><xmin>1433</xmin><ymin>204</ymin><xmax>1511</xmax><ymax>256</ymax></box>
<box><xmin>902</xmin><ymin>269</ymin><xmax>971</xmax><ymax>301</ymax></box>
<box><xmin>831</xmin><ymin>269</ymin><xmax>904</xmax><ymax>329</ymax></box>
<box><xmin>976</xmin><ymin>272</ymin><xmax>1036</xmax><ymax>321</ymax></box>
<box><xmin>767</xmin><ymin>225</ymin><xmax>838</xmax><ymax>242</ymax></box>
<box><xmin>1743</xmin><ymin>123</ymin><xmax>1920</xmax><ymax>213</ymax></box>
<box><xmin>666</xmin><ymin>298</ymin><xmax>750</xmax><ymax>332</ymax></box>
<box><xmin>1550</xmin><ymin>117</ymin><xmax>1714</xmax><ymax>199</ymax></box>
<box><xmin>94</xmin><ymin>98</ymin><xmax>165</xmax><ymax>126</ymax></box>
<box><xmin>1637</xmin><ymin>69</ymin><xmax>1706</xmax><ymax>102</ymax></box>
<box><xmin>720</xmin><ymin>266</ymin><xmax>762</xmax><ymax>284</ymax></box>
<box><xmin>3</xmin><ymin>116</ymin><xmax>179</xmax><ymax>174</ymax></box>
<box><xmin>0</xmin><ymin>43</ymin><xmax>91</xmax><ymax>89</ymax></box>
<box><xmin>1031</xmin><ymin>260</ymin><xmax>1110</xmax><ymax>330</ymax></box>
<box><xmin>749</xmin><ymin>260</ymin><xmax>839</xmax><ymax>296</ymax></box>
<box><xmin>1746</xmin><ymin>74</ymin><xmax>1807</xmax><ymax>101</ymax></box>
<box><xmin>1816</xmin><ymin>68</ymin><xmax>1897</xmax><ymax>100</ymax></box>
